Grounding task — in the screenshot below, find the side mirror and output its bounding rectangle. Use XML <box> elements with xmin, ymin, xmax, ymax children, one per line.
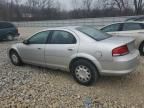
<box><xmin>23</xmin><ymin>40</ymin><xmax>29</xmax><ymax>45</ymax></box>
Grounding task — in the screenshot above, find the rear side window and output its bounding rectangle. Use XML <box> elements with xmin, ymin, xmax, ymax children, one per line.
<box><xmin>50</xmin><ymin>31</ymin><xmax>76</xmax><ymax>44</ymax></box>
<box><xmin>101</xmin><ymin>23</ymin><xmax>121</xmax><ymax>32</ymax></box>
<box><xmin>123</xmin><ymin>23</ymin><xmax>142</xmax><ymax>31</ymax></box>
<box><xmin>0</xmin><ymin>22</ymin><xmax>14</xmax><ymax>29</ymax></box>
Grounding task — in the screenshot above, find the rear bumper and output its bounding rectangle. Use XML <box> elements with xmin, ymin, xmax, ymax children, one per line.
<box><xmin>99</xmin><ymin>50</ymin><xmax>140</xmax><ymax>76</ymax></box>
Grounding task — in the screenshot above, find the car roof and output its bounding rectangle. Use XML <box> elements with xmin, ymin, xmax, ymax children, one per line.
<box><xmin>43</xmin><ymin>26</ymin><xmax>79</xmax><ymax>30</ymax></box>
<box><xmin>34</xmin><ymin>26</ymin><xmax>82</xmax><ymax>34</ymax></box>
<box><xmin>125</xmin><ymin>17</ymin><xmax>137</xmax><ymax>21</ymax></box>
<box><xmin>101</xmin><ymin>21</ymin><xmax>144</xmax><ymax>29</ymax></box>
<box><xmin>38</xmin><ymin>26</ymin><xmax>93</xmax><ymax>33</ymax></box>
<box><xmin>112</xmin><ymin>21</ymin><xmax>144</xmax><ymax>24</ymax></box>
<box><xmin>125</xmin><ymin>16</ymin><xmax>144</xmax><ymax>20</ymax></box>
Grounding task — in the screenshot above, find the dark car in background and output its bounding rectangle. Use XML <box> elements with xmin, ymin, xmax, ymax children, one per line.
<box><xmin>0</xmin><ymin>22</ymin><xmax>19</xmax><ymax>41</ymax></box>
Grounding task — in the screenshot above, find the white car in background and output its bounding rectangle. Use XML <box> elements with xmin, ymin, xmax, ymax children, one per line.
<box><xmin>101</xmin><ymin>22</ymin><xmax>144</xmax><ymax>55</ymax></box>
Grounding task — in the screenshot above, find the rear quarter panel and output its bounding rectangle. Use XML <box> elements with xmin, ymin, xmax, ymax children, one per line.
<box><xmin>75</xmin><ymin>33</ymin><xmax>114</xmax><ymax>72</ymax></box>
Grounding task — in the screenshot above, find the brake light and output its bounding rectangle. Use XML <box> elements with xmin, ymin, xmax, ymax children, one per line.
<box><xmin>112</xmin><ymin>45</ymin><xmax>129</xmax><ymax>56</ymax></box>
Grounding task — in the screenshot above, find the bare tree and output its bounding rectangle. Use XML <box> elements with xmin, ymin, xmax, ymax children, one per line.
<box><xmin>0</xmin><ymin>0</ymin><xmax>5</xmax><ymax>20</ymax></box>
<box><xmin>25</xmin><ymin>0</ymin><xmax>39</xmax><ymax>10</ymax></box>
<box><xmin>0</xmin><ymin>0</ymin><xmax>139</xmax><ymax>21</ymax></box>
<box><xmin>55</xmin><ymin>0</ymin><xmax>61</xmax><ymax>10</ymax></box>
<box><xmin>71</xmin><ymin>0</ymin><xmax>81</xmax><ymax>10</ymax></box>
<box><xmin>82</xmin><ymin>0</ymin><xmax>93</xmax><ymax>12</ymax></box>
<box><xmin>112</xmin><ymin>0</ymin><xmax>129</xmax><ymax>14</ymax></box>
<box><xmin>134</xmin><ymin>0</ymin><xmax>144</xmax><ymax>14</ymax></box>
<box><xmin>70</xmin><ymin>0</ymin><xmax>82</xmax><ymax>18</ymax></box>
<box><xmin>96</xmin><ymin>0</ymin><xmax>112</xmax><ymax>9</ymax></box>
<box><xmin>13</xmin><ymin>0</ymin><xmax>23</xmax><ymax>20</ymax></box>
<box><xmin>25</xmin><ymin>0</ymin><xmax>55</xmax><ymax>10</ymax></box>
<box><xmin>81</xmin><ymin>0</ymin><xmax>93</xmax><ymax>17</ymax></box>
<box><xmin>37</xmin><ymin>0</ymin><xmax>54</xmax><ymax>9</ymax></box>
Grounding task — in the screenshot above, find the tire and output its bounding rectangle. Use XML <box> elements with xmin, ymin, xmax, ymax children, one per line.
<box><xmin>7</xmin><ymin>34</ymin><xmax>14</xmax><ymax>41</ymax></box>
<box><xmin>139</xmin><ymin>42</ymin><xmax>144</xmax><ymax>56</ymax></box>
<box><xmin>9</xmin><ymin>50</ymin><xmax>23</xmax><ymax>66</ymax></box>
<box><xmin>71</xmin><ymin>59</ymin><xmax>99</xmax><ymax>86</ymax></box>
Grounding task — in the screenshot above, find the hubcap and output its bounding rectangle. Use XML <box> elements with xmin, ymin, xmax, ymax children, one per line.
<box><xmin>75</xmin><ymin>65</ymin><xmax>91</xmax><ymax>82</ymax></box>
<box><xmin>11</xmin><ymin>54</ymin><xmax>18</xmax><ymax>63</ymax></box>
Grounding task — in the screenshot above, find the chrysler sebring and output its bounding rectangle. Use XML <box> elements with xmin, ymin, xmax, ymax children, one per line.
<box><xmin>9</xmin><ymin>26</ymin><xmax>139</xmax><ymax>85</ymax></box>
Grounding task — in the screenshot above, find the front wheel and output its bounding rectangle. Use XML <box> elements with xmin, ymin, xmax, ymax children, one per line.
<box><xmin>10</xmin><ymin>50</ymin><xmax>22</xmax><ymax>66</ymax></box>
<box><xmin>71</xmin><ymin>59</ymin><xmax>99</xmax><ymax>86</ymax></box>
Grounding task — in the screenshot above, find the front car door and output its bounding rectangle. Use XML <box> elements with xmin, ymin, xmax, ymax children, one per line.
<box><xmin>19</xmin><ymin>31</ymin><xmax>50</xmax><ymax>66</ymax></box>
<box><xmin>45</xmin><ymin>30</ymin><xmax>79</xmax><ymax>70</ymax></box>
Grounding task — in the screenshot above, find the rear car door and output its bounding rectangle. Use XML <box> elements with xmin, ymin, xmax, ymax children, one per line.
<box><xmin>45</xmin><ymin>30</ymin><xmax>79</xmax><ymax>70</ymax></box>
<box><xmin>19</xmin><ymin>31</ymin><xmax>50</xmax><ymax>66</ymax></box>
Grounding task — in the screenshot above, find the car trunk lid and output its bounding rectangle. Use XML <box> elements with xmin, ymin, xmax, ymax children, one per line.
<box><xmin>101</xmin><ymin>36</ymin><xmax>136</xmax><ymax>54</ymax></box>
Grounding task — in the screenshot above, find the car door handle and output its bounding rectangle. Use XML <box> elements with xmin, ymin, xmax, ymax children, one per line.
<box><xmin>68</xmin><ymin>48</ymin><xmax>74</xmax><ymax>51</ymax></box>
<box><xmin>37</xmin><ymin>48</ymin><xmax>42</xmax><ymax>50</ymax></box>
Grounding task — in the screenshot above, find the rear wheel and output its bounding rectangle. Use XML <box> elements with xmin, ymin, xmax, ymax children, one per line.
<box><xmin>139</xmin><ymin>42</ymin><xmax>144</xmax><ymax>56</ymax></box>
<box><xmin>10</xmin><ymin>50</ymin><xmax>22</xmax><ymax>66</ymax></box>
<box><xmin>71</xmin><ymin>59</ymin><xmax>99</xmax><ymax>86</ymax></box>
<box><xmin>7</xmin><ymin>34</ymin><xmax>14</xmax><ymax>41</ymax></box>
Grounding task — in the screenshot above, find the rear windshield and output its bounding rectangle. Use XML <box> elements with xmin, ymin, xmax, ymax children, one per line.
<box><xmin>76</xmin><ymin>26</ymin><xmax>112</xmax><ymax>41</ymax></box>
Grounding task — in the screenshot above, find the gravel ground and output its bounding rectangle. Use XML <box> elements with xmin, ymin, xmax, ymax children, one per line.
<box><xmin>0</xmin><ymin>30</ymin><xmax>144</xmax><ymax>108</ymax></box>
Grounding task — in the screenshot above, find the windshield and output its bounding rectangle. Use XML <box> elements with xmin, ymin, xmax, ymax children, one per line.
<box><xmin>76</xmin><ymin>26</ymin><xmax>112</xmax><ymax>41</ymax></box>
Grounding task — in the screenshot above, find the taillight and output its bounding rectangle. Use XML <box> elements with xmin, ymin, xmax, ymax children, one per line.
<box><xmin>112</xmin><ymin>45</ymin><xmax>129</xmax><ymax>56</ymax></box>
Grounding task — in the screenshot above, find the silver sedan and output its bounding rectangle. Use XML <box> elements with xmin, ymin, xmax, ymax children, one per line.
<box><xmin>9</xmin><ymin>26</ymin><xmax>139</xmax><ymax>86</ymax></box>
